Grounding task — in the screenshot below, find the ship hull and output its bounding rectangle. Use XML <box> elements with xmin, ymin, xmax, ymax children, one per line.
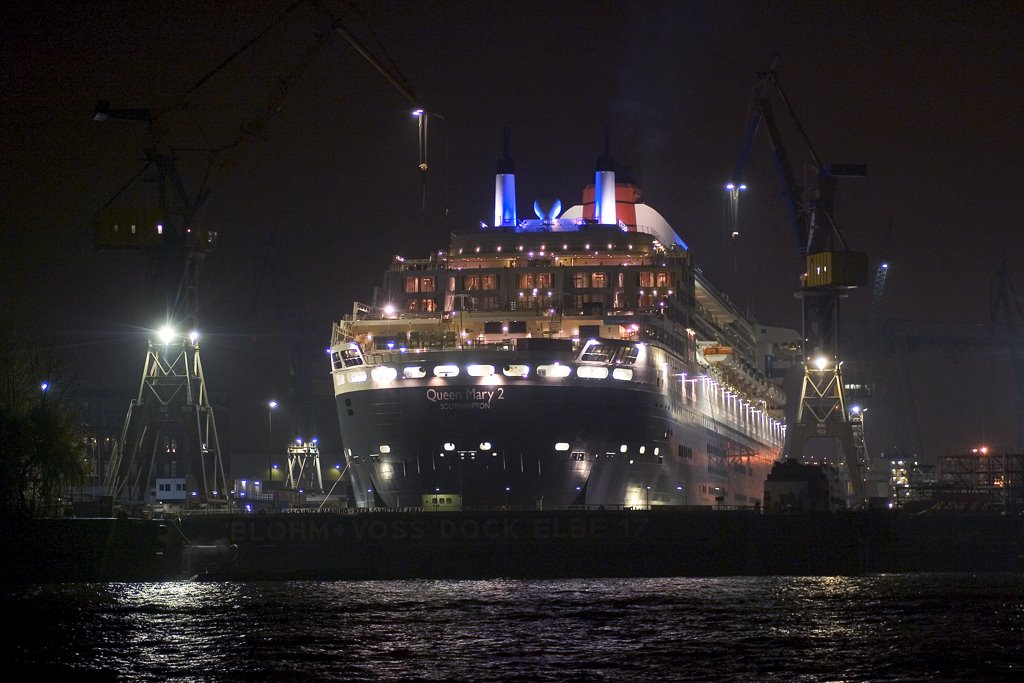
<box><xmin>334</xmin><ymin>348</ymin><xmax>783</xmax><ymax>509</ymax></box>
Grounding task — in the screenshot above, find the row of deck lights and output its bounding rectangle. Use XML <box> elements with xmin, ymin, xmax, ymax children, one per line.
<box><xmin>337</xmin><ymin>362</ymin><xmax>635</xmax><ymax>383</ymax></box>
<box><xmin>463</xmin><ymin>242</ymin><xmax>635</xmax><ymax>255</ymax></box>
<box><xmin>680</xmin><ymin>373</ymin><xmax>784</xmax><ymax>439</ymax></box>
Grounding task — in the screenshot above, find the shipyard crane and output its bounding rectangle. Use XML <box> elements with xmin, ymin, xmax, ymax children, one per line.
<box><xmin>989</xmin><ymin>260</ymin><xmax>1024</xmax><ymax>449</ymax></box>
<box><xmin>731</xmin><ymin>61</ymin><xmax>870</xmax><ymax>505</ymax></box>
<box><xmin>95</xmin><ymin>1</ymin><xmax>330</xmax><ymax>508</ymax></box>
<box><xmin>870</xmin><ymin>218</ymin><xmax>895</xmax><ymax>323</ymax></box>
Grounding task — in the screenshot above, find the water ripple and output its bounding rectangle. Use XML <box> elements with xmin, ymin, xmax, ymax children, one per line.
<box><xmin>4</xmin><ymin>574</ymin><xmax>1022</xmax><ymax>681</ymax></box>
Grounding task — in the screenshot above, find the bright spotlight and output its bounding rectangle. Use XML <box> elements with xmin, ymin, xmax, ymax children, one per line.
<box><xmin>813</xmin><ymin>355</ymin><xmax>829</xmax><ymax>371</ymax></box>
<box><xmin>189</xmin><ymin>330</ymin><xmax>199</xmax><ymax>343</ymax></box>
<box><xmin>158</xmin><ymin>325</ymin><xmax>175</xmax><ymax>344</ymax></box>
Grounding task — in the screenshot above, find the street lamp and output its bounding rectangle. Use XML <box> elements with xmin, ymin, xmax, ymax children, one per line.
<box><xmin>267</xmin><ymin>400</ymin><xmax>278</xmax><ymax>484</ymax></box>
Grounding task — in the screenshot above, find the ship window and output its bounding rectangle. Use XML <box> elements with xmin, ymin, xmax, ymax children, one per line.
<box><xmin>570</xmin><ymin>452</ymin><xmax>586</xmax><ymax>461</ymax></box>
<box><xmin>678</xmin><ymin>445</ymin><xmax>693</xmax><ymax>459</ymax></box>
<box><xmin>467</xmin><ymin>364</ymin><xmax>495</xmax><ymax>377</ymax></box>
<box><xmin>463</xmin><ymin>274</ymin><xmax>480</xmax><ymax>290</ymax></box>
<box><xmin>638</xmin><ymin>293</ymin><xmax>658</xmax><ymax>308</ymax></box>
<box><xmin>577</xmin><ymin>366</ymin><xmax>608</xmax><ymax>379</ymax></box>
<box><xmin>612</xmin><ymin>368</ymin><xmax>633</xmax><ymax>381</ymax></box>
<box><xmin>403</xmin><ymin>366</ymin><xmax>426</xmax><ymax>378</ymax></box>
<box><xmin>537</xmin><ymin>364</ymin><xmax>571</xmax><ymax>378</ymax></box>
<box><xmin>434</xmin><ymin>365</ymin><xmax>460</xmax><ymax>378</ymax></box>
<box><xmin>536</xmin><ymin>272</ymin><xmax>552</xmax><ymax>287</ymax></box>
<box><xmin>348</xmin><ymin>370</ymin><xmax>368</xmax><ymax>383</ymax></box>
<box><xmin>339</xmin><ymin>349</ymin><xmax>364</xmax><ymax>367</ymax></box>
<box><xmin>591</xmin><ymin>272</ymin><xmax>606</xmax><ymax>288</ymax></box>
<box><xmin>573</xmin><ymin>272</ymin><xmax>588</xmax><ymax>288</ymax></box>
<box><xmin>616</xmin><ymin>346</ymin><xmax>640</xmax><ymax>365</ymax></box>
<box><xmin>580</xmin><ymin>342</ymin><xmax>612</xmax><ymax>363</ymax></box>
<box><xmin>481</xmin><ymin>274</ymin><xmax>498</xmax><ymax>290</ymax></box>
<box><xmin>639</xmin><ymin>271</ymin><xmax>655</xmax><ymax>287</ymax></box>
<box><xmin>371</xmin><ymin>366</ymin><xmax>397</xmax><ymax>382</ymax></box>
<box><xmin>555</xmin><ymin>442</ymin><xmax>570</xmax><ymax>451</ymax></box>
<box><xmin>503</xmin><ymin>364</ymin><xmax>530</xmax><ymax>378</ymax></box>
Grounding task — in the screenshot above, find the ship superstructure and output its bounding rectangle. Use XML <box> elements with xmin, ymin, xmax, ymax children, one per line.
<box><xmin>330</xmin><ymin>150</ymin><xmax>792</xmax><ymax>509</ymax></box>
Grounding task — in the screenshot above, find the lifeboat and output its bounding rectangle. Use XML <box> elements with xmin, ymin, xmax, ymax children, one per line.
<box><xmin>702</xmin><ymin>345</ymin><xmax>733</xmax><ymax>363</ymax></box>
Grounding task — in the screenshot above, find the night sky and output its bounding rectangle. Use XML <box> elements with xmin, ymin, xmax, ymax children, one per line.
<box><xmin>3</xmin><ymin>0</ymin><xmax>1022</xmax><ymax>473</ymax></box>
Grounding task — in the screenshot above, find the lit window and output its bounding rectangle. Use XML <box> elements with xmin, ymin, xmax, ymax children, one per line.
<box><xmin>403</xmin><ymin>366</ymin><xmax>427</xmax><ymax>379</ymax></box>
<box><xmin>537</xmin><ymin>364</ymin><xmax>571</xmax><ymax>378</ymax></box>
<box><xmin>467</xmin><ymin>364</ymin><xmax>495</xmax><ymax>377</ymax></box>
<box><xmin>555</xmin><ymin>442</ymin><xmax>570</xmax><ymax>451</ymax></box>
<box><xmin>434</xmin><ymin>365</ymin><xmax>460</xmax><ymax>378</ymax></box>
<box><xmin>371</xmin><ymin>366</ymin><xmax>397</xmax><ymax>382</ymax></box>
<box><xmin>348</xmin><ymin>371</ymin><xmax>368</xmax><ymax>383</ymax></box>
<box><xmin>502</xmin><ymin>364</ymin><xmax>530</xmax><ymax>378</ymax></box>
<box><xmin>577</xmin><ymin>366</ymin><xmax>609</xmax><ymax>379</ymax></box>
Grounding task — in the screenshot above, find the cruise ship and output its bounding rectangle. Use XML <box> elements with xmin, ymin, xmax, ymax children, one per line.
<box><xmin>329</xmin><ymin>146</ymin><xmax>797</xmax><ymax>510</ymax></box>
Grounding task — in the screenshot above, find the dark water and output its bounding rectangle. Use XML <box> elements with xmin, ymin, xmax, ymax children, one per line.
<box><xmin>4</xmin><ymin>574</ymin><xmax>1023</xmax><ymax>682</ymax></box>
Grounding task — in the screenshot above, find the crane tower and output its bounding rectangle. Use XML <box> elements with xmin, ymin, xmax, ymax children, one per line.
<box><xmin>731</xmin><ymin>62</ymin><xmax>870</xmax><ymax>505</ymax></box>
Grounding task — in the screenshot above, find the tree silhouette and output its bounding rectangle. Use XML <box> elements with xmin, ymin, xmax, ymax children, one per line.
<box><xmin>0</xmin><ymin>338</ymin><xmax>87</xmax><ymax>515</ymax></box>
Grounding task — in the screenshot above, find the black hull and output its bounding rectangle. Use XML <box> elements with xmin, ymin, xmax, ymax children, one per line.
<box><xmin>336</xmin><ymin>372</ymin><xmax>781</xmax><ymax>509</ymax></box>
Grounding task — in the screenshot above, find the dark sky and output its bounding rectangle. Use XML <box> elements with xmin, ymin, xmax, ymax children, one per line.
<box><xmin>3</xmin><ymin>0</ymin><xmax>1023</xmax><ymax>469</ymax></box>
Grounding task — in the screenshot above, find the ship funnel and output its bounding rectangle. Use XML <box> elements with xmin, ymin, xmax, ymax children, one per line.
<box><xmin>494</xmin><ymin>129</ymin><xmax>517</xmax><ymax>227</ymax></box>
<box><xmin>594</xmin><ymin>130</ymin><xmax>617</xmax><ymax>225</ymax></box>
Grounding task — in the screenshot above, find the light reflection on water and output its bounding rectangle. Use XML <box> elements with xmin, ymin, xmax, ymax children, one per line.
<box><xmin>5</xmin><ymin>574</ymin><xmax>1023</xmax><ymax>682</ymax></box>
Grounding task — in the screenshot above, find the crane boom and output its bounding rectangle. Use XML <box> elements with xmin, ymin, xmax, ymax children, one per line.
<box><xmin>732</xmin><ymin>61</ymin><xmax>871</xmax><ymax>506</ymax></box>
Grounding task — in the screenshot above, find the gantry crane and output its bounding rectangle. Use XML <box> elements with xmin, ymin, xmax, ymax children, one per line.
<box><xmin>96</xmin><ymin>2</ymin><xmax>433</xmax><ymax>508</ymax></box>
<box><xmin>95</xmin><ymin>1</ymin><xmax>329</xmax><ymax>507</ymax></box>
<box><xmin>731</xmin><ymin>61</ymin><xmax>870</xmax><ymax>505</ymax></box>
